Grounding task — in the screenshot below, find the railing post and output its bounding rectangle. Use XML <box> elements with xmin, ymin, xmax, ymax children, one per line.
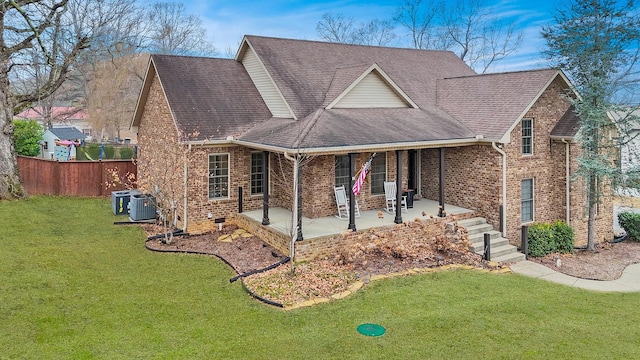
<box><xmin>238</xmin><ymin>186</ymin><xmax>243</xmax><ymax>213</ymax></box>
<box><xmin>522</xmin><ymin>225</ymin><xmax>529</xmax><ymax>259</ymax></box>
<box><xmin>499</xmin><ymin>205</ymin><xmax>504</xmax><ymax>233</ymax></box>
<box><xmin>484</xmin><ymin>233</ymin><xmax>491</xmax><ymax>261</ymax></box>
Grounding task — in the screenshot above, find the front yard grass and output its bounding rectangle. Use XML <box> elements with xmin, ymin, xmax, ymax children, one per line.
<box><xmin>2</xmin><ymin>196</ymin><xmax>640</xmax><ymax>359</ymax></box>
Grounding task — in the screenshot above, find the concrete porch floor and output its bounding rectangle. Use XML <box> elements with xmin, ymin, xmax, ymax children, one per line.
<box><xmin>241</xmin><ymin>198</ymin><xmax>473</xmax><ymax>239</ymax></box>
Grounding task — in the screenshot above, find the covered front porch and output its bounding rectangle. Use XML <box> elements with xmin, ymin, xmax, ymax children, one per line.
<box><xmin>240</xmin><ymin>198</ymin><xmax>473</xmax><ymax>240</ymax></box>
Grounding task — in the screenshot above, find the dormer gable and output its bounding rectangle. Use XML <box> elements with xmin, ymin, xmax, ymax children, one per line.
<box><xmin>237</xmin><ymin>37</ymin><xmax>295</xmax><ymax>119</ymax></box>
<box><xmin>326</xmin><ymin>64</ymin><xmax>418</xmax><ymax>109</ymax></box>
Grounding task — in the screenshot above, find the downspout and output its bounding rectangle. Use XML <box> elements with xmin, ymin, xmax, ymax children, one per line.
<box><xmin>283</xmin><ymin>152</ymin><xmax>299</xmax><ymax>267</ymax></box>
<box><xmin>492</xmin><ymin>142</ymin><xmax>507</xmax><ymax>237</ymax></box>
<box><xmin>561</xmin><ymin>139</ymin><xmax>571</xmax><ymax>224</ymax></box>
<box><xmin>183</xmin><ymin>144</ymin><xmax>191</xmax><ymax>232</ymax></box>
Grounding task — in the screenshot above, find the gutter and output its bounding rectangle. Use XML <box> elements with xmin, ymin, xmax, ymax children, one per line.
<box><xmin>561</xmin><ymin>138</ymin><xmax>571</xmax><ymax>224</ymax></box>
<box><xmin>232</xmin><ymin>137</ymin><xmax>487</xmax><ymax>156</ymax></box>
<box><xmin>492</xmin><ymin>142</ymin><xmax>507</xmax><ymax>237</ymax></box>
<box><xmin>183</xmin><ymin>144</ymin><xmax>191</xmax><ymax>232</ymax></box>
<box><xmin>283</xmin><ymin>151</ymin><xmax>299</xmax><ymax>266</ymax></box>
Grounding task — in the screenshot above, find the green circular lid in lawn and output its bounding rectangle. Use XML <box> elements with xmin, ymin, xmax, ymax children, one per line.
<box><xmin>357</xmin><ymin>323</ymin><xmax>385</xmax><ymax>337</ymax></box>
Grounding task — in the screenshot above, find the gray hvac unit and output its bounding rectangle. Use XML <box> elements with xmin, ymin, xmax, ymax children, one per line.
<box><xmin>111</xmin><ymin>189</ymin><xmax>141</xmax><ymax>215</ymax></box>
<box><xmin>129</xmin><ymin>194</ymin><xmax>156</xmax><ymax>221</ymax></box>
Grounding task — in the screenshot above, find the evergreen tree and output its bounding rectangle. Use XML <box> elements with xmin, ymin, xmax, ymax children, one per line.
<box><xmin>542</xmin><ymin>0</ymin><xmax>640</xmax><ymax>250</ymax></box>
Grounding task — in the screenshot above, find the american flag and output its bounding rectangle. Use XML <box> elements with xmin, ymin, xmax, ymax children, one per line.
<box><xmin>352</xmin><ymin>153</ymin><xmax>376</xmax><ymax>196</ymax></box>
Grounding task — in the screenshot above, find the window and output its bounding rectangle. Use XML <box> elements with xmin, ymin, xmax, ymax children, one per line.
<box><xmin>522</xmin><ymin>118</ymin><xmax>533</xmax><ymax>155</ymax></box>
<box><xmin>208</xmin><ymin>154</ymin><xmax>229</xmax><ymax>199</ymax></box>
<box><xmin>82</xmin><ymin>128</ymin><xmax>91</xmax><ymax>137</ymax></box>
<box><xmin>521</xmin><ymin>179</ymin><xmax>534</xmax><ymax>223</ymax></box>
<box><xmin>250</xmin><ymin>152</ymin><xmax>264</xmax><ymax>195</ymax></box>
<box><xmin>335</xmin><ymin>155</ymin><xmax>350</xmax><ymax>191</ymax></box>
<box><xmin>370</xmin><ymin>153</ymin><xmax>386</xmax><ymax>195</ymax></box>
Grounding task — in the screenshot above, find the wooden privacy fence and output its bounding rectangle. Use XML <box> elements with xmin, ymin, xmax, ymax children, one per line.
<box><xmin>17</xmin><ymin>156</ymin><xmax>137</xmax><ymax>197</ymax></box>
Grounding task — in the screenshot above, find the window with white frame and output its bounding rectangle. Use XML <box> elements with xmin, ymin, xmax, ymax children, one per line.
<box><xmin>522</xmin><ymin>118</ymin><xmax>533</xmax><ymax>155</ymax></box>
<box><xmin>370</xmin><ymin>153</ymin><xmax>386</xmax><ymax>195</ymax></box>
<box><xmin>335</xmin><ymin>155</ymin><xmax>350</xmax><ymax>191</ymax></box>
<box><xmin>208</xmin><ymin>154</ymin><xmax>229</xmax><ymax>199</ymax></box>
<box><xmin>521</xmin><ymin>178</ymin><xmax>534</xmax><ymax>223</ymax></box>
<box><xmin>250</xmin><ymin>152</ymin><xmax>264</xmax><ymax>195</ymax></box>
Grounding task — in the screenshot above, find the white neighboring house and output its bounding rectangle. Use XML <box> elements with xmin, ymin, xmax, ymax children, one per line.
<box><xmin>41</xmin><ymin>127</ymin><xmax>85</xmax><ymax>160</ymax></box>
<box><xmin>15</xmin><ymin>106</ymin><xmax>94</xmax><ymax>141</ymax></box>
<box><xmin>613</xmin><ymin>108</ymin><xmax>640</xmax><ymax>180</ymax></box>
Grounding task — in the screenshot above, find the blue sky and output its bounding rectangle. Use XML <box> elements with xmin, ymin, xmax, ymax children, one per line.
<box><xmin>183</xmin><ymin>0</ymin><xmax>559</xmax><ymax>73</ymax></box>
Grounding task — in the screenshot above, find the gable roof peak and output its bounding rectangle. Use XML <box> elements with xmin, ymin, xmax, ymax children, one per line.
<box><xmin>242</xmin><ymin>34</ymin><xmax>459</xmax><ymax>55</ymax></box>
<box><xmin>325</xmin><ymin>63</ymin><xmax>418</xmax><ymax>109</ymax></box>
<box><xmin>443</xmin><ymin>67</ymin><xmax>559</xmax><ymax>81</ymax></box>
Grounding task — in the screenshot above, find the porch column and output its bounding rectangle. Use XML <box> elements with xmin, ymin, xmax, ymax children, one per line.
<box><xmin>261</xmin><ymin>151</ymin><xmax>270</xmax><ymax>225</ymax></box>
<box><xmin>395</xmin><ymin>150</ymin><xmax>403</xmax><ymax>224</ymax></box>
<box><xmin>297</xmin><ymin>160</ymin><xmax>303</xmax><ymax>241</ymax></box>
<box><xmin>348</xmin><ymin>153</ymin><xmax>356</xmax><ymax>231</ymax></box>
<box><xmin>438</xmin><ymin>147</ymin><xmax>445</xmax><ymax>217</ymax></box>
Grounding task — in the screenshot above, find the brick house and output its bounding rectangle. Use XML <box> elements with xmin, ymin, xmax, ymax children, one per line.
<box><xmin>131</xmin><ymin>35</ymin><xmax>613</xmax><ymax>257</ymax></box>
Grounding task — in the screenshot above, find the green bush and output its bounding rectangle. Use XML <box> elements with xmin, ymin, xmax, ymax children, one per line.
<box><xmin>552</xmin><ymin>221</ymin><xmax>574</xmax><ymax>253</ymax></box>
<box><xmin>103</xmin><ymin>145</ymin><xmax>115</xmax><ymax>159</ymax></box>
<box><xmin>83</xmin><ymin>143</ymin><xmax>101</xmax><ymax>160</ymax></box>
<box><xmin>13</xmin><ymin>120</ymin><xmax>43</xmax><ymax>156</ymax></box>
<box><xmin>119</xmin><ymin>147</ymin><xmax>134</xmax><ymax>160</ymax></box>
<box><xmin>618</xmin><ymin>212</ymin><xmax>640</xmax><ymax>241</ymax></box>
<box><xmin>527</xmin><ymin>221</ymin><xmax>574</xmax><ymax>257</ymax></box>
<box><xmin>528</xmin><ymin>223</ymin><xmax>553</xmax><ymax>257</ymax></box>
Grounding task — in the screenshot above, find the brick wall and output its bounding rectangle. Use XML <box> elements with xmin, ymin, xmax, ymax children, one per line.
<box><xmin>136</xmin><ymin>74</ymin><xmax>187</xmax><ymax>229</ymax></box>
<box><xmin>421</xmin><ymin>146</ymin><xmax>502</xmax><ymax>228</ymax></box>
<box><xmin>500</xmin><ymin>77</ymin><xmax>612</xmax><ymax>246</ymax></box>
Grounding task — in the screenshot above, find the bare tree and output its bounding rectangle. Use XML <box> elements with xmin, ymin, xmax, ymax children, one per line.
<box><xmin>145</xmin><ymin>2</ymin><xmax>217</xmax><ymax>56</ymax></box>
<box><xmin>394</xmin><ymin>0</ymin><xmax>447</xmax><ymax>50</ymax></box>
<box><xmin>316</xmin><ymin>12</ymin><xmax>397</xmax><ymax>46</ymax></box>
<box><xmin>1</xmin><ymin>0</ymin><xmax>132</xmax><ymax>199</ymax></box>
<box><xmin>442</xmin><ymin>0</ymin><xmax>522</xmax><ymax>73</ymax></box>
<box><xmin>85</xmin><ymin>51</ymin><xmax>149</xmax><ymax>142</ymax></box>
<box><xmin>394</xmin><ymin>0</ymin><xmax>522</xmax><ymax>73</ymax></box>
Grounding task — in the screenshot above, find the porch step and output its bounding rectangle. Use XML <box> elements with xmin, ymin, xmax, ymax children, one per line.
<box><xmin>452</xmin><ymin>217</ymin><xmax>524</xmax><ymax>263</ymax></box>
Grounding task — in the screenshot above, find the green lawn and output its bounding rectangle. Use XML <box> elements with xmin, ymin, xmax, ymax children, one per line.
<box><xmin>2</xmin><ymin>196</ymin><xmax>640</xmax><ymax>359</ymax></box>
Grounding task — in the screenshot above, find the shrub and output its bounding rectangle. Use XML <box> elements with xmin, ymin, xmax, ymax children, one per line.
<box><xmin>527</xmin><ymin>221</ymin><xmax>574</xmax><ymax>257</ymax></box>
<box><xmin>527</xmin><ymin>223</ymin><xmax>553</xmax><ymax>257</ymax></box>
<box><xmin>83</xmin><ymin>143</ymin><xmax>101</xmax><ymax>160</ymax></box>
<box><xmin>13</xmin><ymin>120</ymin><xmax>43</xmax><ymax>156</ymax></box>
<box><xmin>103</xmin><ymin>145</ymin><xmax>115</xmax><ymax>159</ymax></box>
<box><xmin>618</xmin><ymin>212</ymin><xmax>640</xmax><ymax>241</ymax></box>
<box><xmin>552</xmin><ymin>221</ymin><xmax>574</xmax><ymax>253</ymax></box>
<box><xmin>119</xmin><ymin>147</ymin><xmax>134</xmax><ymax>159</ymax></box>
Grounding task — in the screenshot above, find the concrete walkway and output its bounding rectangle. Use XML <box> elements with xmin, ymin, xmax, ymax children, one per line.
<box><xmin>510</xmin><ymin>260</ymin><xmax>640</xmax><ymax>292</ymax></box>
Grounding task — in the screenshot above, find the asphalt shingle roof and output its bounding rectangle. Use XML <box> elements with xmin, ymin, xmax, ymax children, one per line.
<box><xmin>151</xmin><ymin>54</ymin><xmax>271</xmax><ymax>141</ymax></box>
<box><xmin>49</xmin><ymin>127</ymin><xmax>84</xmax><ymax>140</ymax></box>
<box><xmin>244</xmin><ymin>35</ymin><xmax>476</xmax><ymax>119</ymax></box>
<box><xmin>551</xmin><ymin>106</ymin><xmax>581</xmax><ymax>138</ymax></box>
<box><xmin>139</xmin><ymin>36</ymin><xmax>577</xmax><ymax>151</ymax></box>
<box><xmin>437</xmin><ymin>69</ymin><xmax>560</xmax><ymax>141</ymax></box>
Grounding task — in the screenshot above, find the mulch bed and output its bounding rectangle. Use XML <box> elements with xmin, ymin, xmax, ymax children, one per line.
<box><xmin>144</xmin><ymin>224</ymin><xmax>287</xmax><ymax>274</ymax></box>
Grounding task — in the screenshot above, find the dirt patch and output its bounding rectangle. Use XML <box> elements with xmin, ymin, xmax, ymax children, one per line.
<box><xmin>144</xmin><ymin>224</ymin><xmax>287</xmax><ymax>274</ymax></box>
<box><xmin>528</xmin><ymin>240</ymin><xmax>640</xmax><ymax>281</ymax></box>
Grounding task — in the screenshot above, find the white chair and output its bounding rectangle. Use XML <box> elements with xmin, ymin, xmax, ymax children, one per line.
<box><xmin>334</xmin><ymin>186</ymin><xmax>360</xmax><ymax>220</ymax></box>
<box><xmin>384</xmin><ymin>181</ymin><xmax>407</xmax><ymax>213</ymax></box>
